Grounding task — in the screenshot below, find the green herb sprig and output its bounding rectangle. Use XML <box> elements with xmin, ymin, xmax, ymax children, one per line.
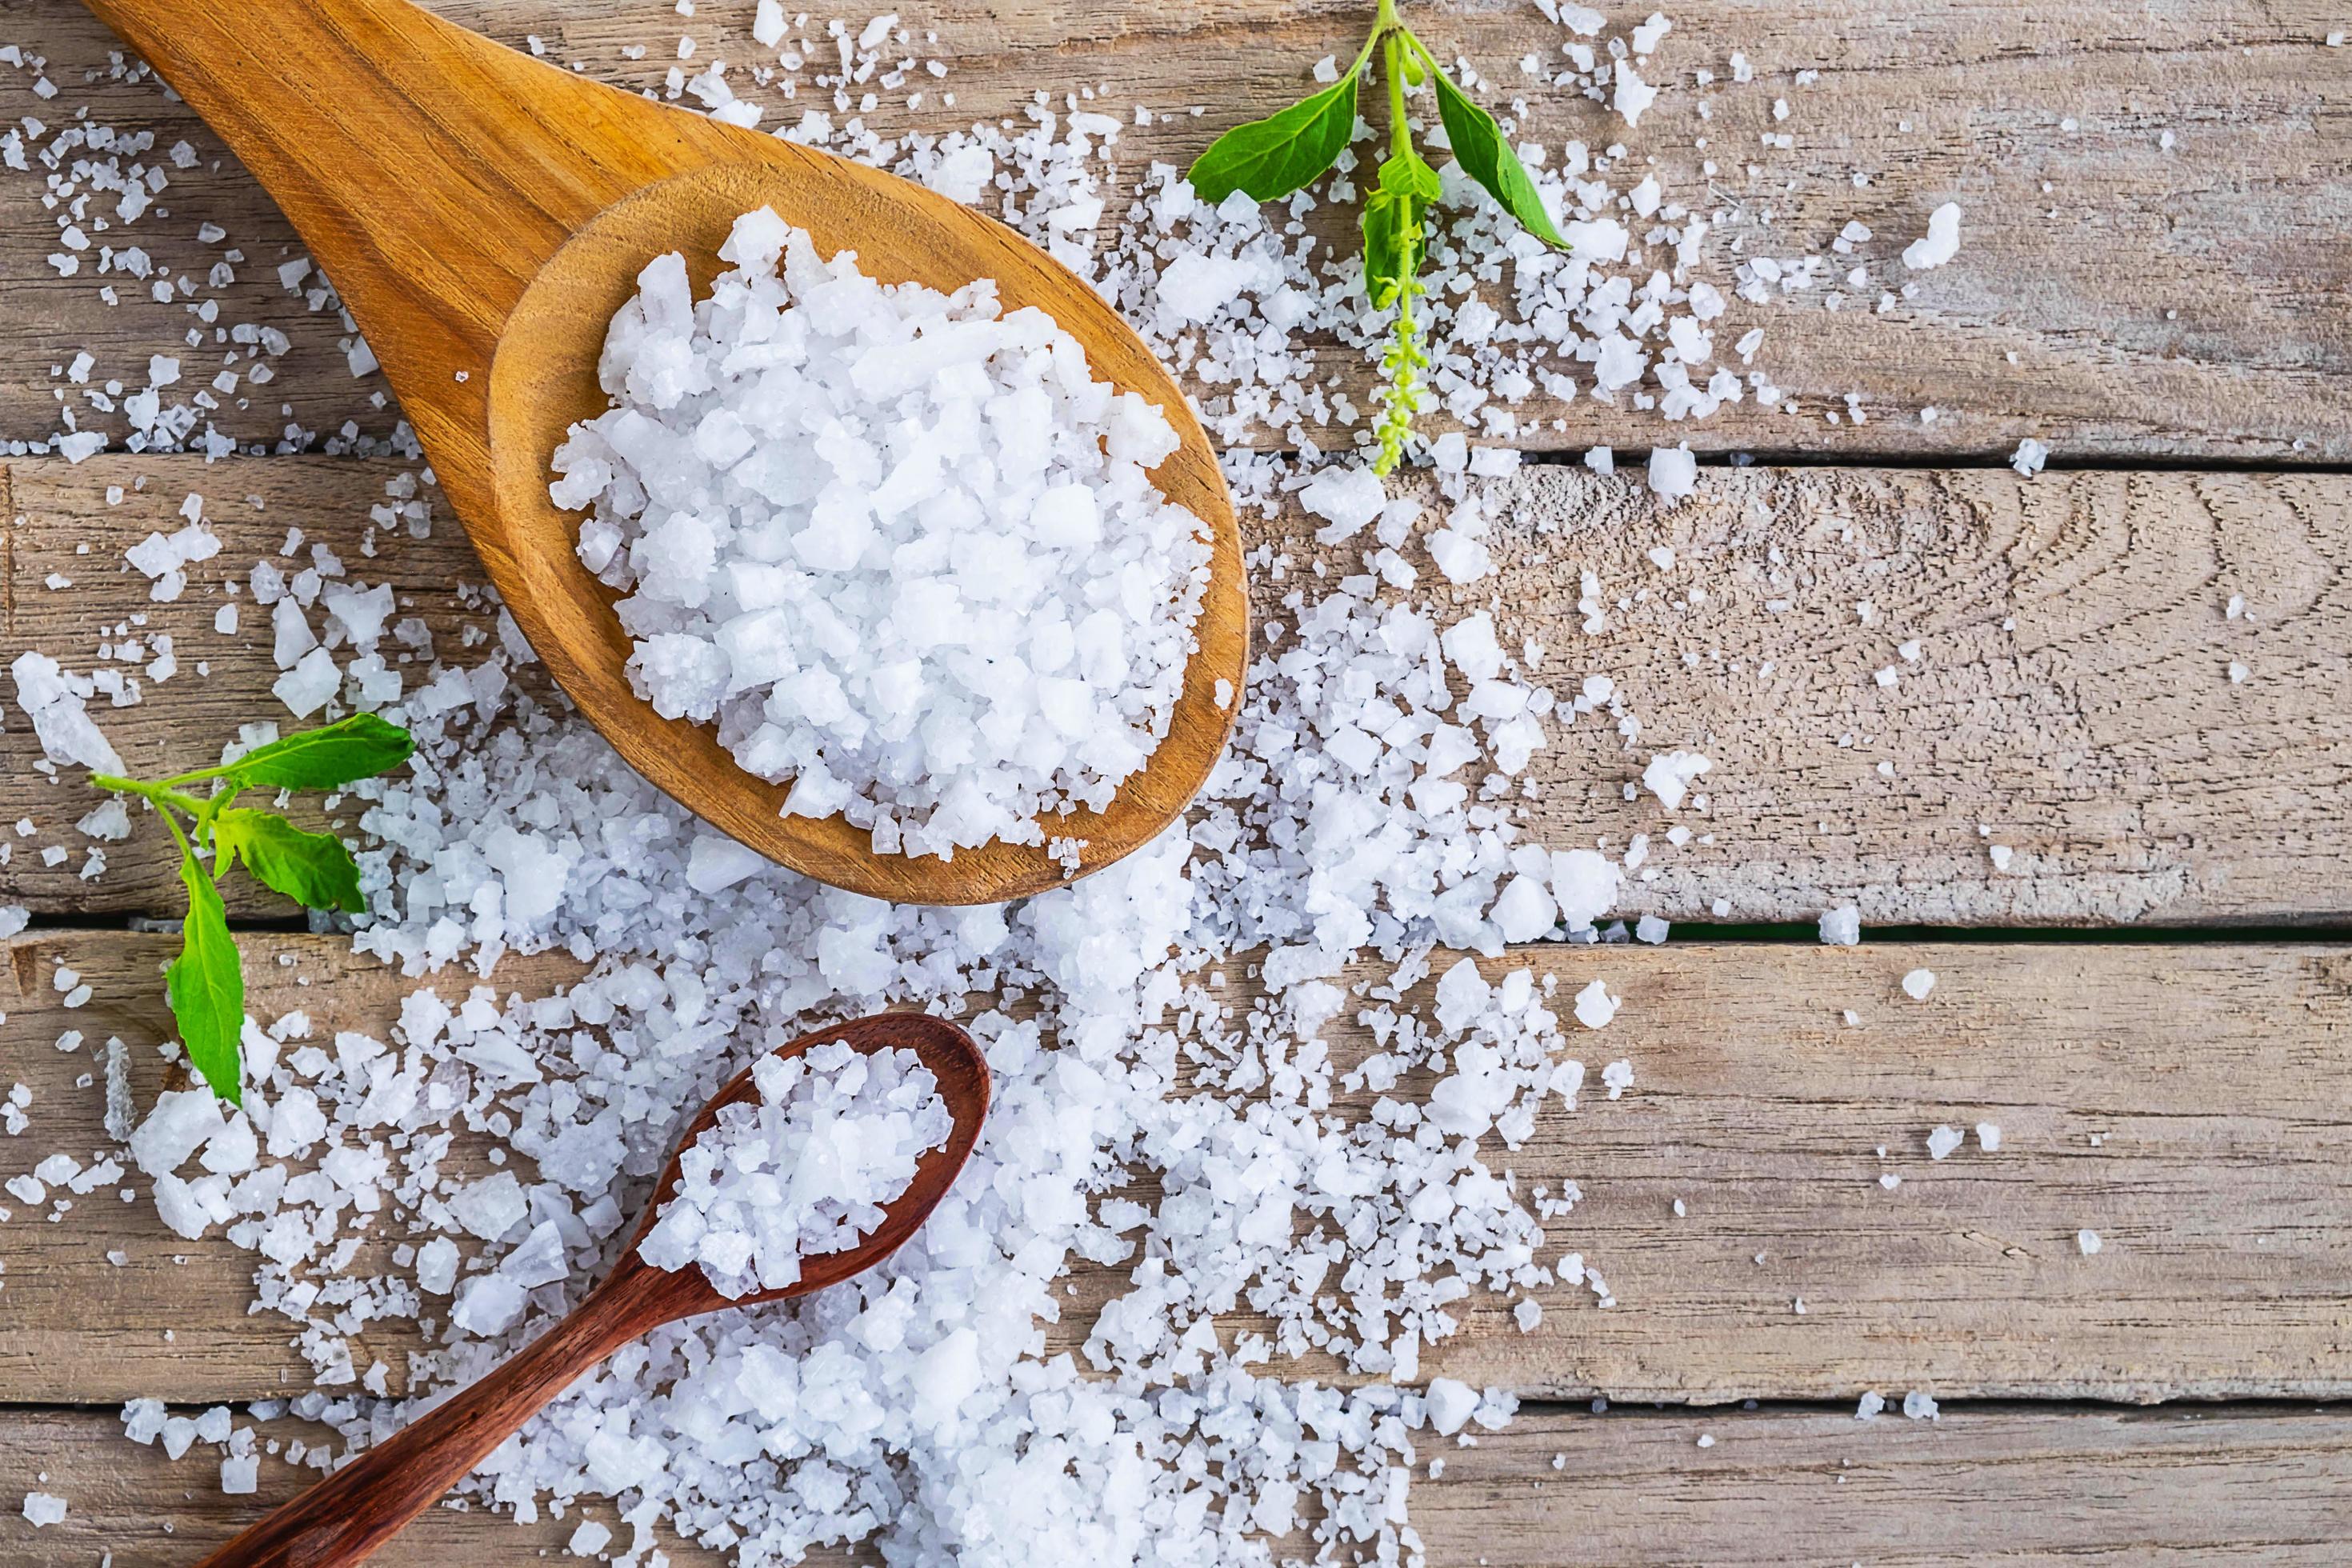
<box><xmin>1189</xmin><ymin>0</ymin><xmax>1566</xmax><ymax>474</ymax></box>
<box><xmin>90</xmin><ymin>713</ymin><xmax>414</xmax><ymax>1106</ymax></box>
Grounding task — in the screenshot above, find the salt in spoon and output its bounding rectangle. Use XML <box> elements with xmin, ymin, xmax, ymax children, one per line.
<box><xmin>78</xmin><ymin>0</ymin><xmax>1247</xmax><ymax>906</ymax></box>
<box><xmin>189</xmin><ymin>1013</ymin><xmax>990</xmax><ymax>1567</ymax></box>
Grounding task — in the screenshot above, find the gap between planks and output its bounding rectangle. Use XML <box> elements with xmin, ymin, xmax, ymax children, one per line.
<box><xmin>1</xmin><ymin>932</ymin><xmax>2346</xmax><ymax>1406</ymax></box>
<box><xmin>2</xmin><ymin>455</ymin><xmax>2346</xmax><ymax>923</ymax></box>
<box><xmin>0</xmin><ymin>1402</ymin><xmax>2346</xmax><ymax>1566</ymax></box>
<box><xmin>0</xmin><ymin>0</ymin><xmax>2344</xmax><ymax>460</ymax></box>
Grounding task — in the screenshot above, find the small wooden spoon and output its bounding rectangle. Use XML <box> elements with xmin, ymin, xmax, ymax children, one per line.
<box><xmin>190</xmin><ymin>1013</ymin><xmax>990</xmax><ymax>1568</ymax></box>
<box><xmin>81</xmin><ymin>0</ymin><xmax>1247</xmax><ymax>906</ymax></box>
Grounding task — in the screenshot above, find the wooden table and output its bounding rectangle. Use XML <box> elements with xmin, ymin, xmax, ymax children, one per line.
<box><xmin>2</xmin><ymin>2</ymin><xmax>2347</xmax><ymax>1562</ymax></box>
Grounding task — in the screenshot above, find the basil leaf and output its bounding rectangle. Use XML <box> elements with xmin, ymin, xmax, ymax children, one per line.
<box><xmin>226</xmin><ymin>713</ymin><xmax>414</xmax><ymax>792</ymax></box>
<box><xmin>215</xmin><ymin>809</ymin><xmax>365</xmax><ymax>915</ymax></box>
<box><xmin>168</xmin><ymin>853</ymin><xmax>245</xmax><ymax>1106</ymax></box>
<box><xmin>1189</xmin><ymin>70</ymin><xmax>1362</xmax><ymax>204</ymax></box>
<box><xmin>1427</xmin><ymin>66</ymin><xmax>1566</xmax><ymax>247</ymax></box>
<box><xmin>1362</xmin><ymin>149</ymin><xmax>1441</xmax><ymax>309</ymax></box>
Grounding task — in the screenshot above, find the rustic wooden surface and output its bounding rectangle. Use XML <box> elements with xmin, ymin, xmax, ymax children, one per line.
<box><xmin>0</xmin><ymin>0</ymin><xmax>2344</xmax><ymax>461</ymax></box>
<box><xmin>5</xmin><ymin>931</ymin><xmax>2346</xmax><ymax>1406</ymax></box>
<box><xmin>1</xmin><ymin>0</ymin><xmax>2347</xmax><ymax>1561</ymax></box>
<box><xmin>5</xmin><ymin>457</ymin><xmax>2346</xmax><ymax>923</ymax></box>
<box><xmin>4</xmin><ymin>1403</ymin><xmax>2347</xmax><ymax>1566</ymax></box>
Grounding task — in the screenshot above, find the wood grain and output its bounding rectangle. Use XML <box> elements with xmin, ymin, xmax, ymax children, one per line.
<box><xmin>4</xmin><ymin>456</ymin><xmax>2346</xmax><ymax>925</ymax></box>
<box><xmin>0</xmin><ymin>0</ymin><xmax>2343</xmax><ymax>461</ymax></box>
<box><xmin>4</xmin><ymin>1402</ymin><xmax>2347</xmax><ymax>1566</ymax></box>
<box><xmin>4</xmin><ymin>930</ymin><xmax>2346</xmax><ymax>1406</ymax></box>
<box><xmin>76</xmin><ymin>0</ymin><xmax>1246</xmax><ymax>907</ymax></box>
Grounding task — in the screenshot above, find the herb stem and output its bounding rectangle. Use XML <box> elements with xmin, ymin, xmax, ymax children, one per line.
<box><xmin>1399</xmin><ymin>28</ymin><xmax>1442</xmax><ymax>78</ymax></box>
<box><xmin>1345</xmin><ymin>4</ymin><xmax>1393</xmax><ymax>81</ymax></box>
<box><xmin>153</xmin><ymin>794</ymin><xmax>197</xmax><ymax>863</ymax></box>
<box><xmin>1384</xmin><ymin>33</ymin><xmax>1411</xmax><ymax>158</ymax></box>
<box><xmin>91</xmin><ymin>774</ymin><xmax>228</xmax><ymax>838</ymax></box>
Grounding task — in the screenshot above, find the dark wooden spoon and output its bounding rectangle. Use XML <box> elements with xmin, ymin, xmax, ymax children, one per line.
<box><xmin>191</xmin><ymin>1013</ymin><xmax>990</xmax><ymax>1568</ymax></box>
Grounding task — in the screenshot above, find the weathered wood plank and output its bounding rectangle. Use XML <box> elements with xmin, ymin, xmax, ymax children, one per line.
<box><xmin>3</xmin><ymin>932</ymin><xmax>2346</xmax><ymax>1406</ymax></box>
<box><xmin>6</xmin><ymin>456</ymin><xmax>2346</xmax><ymax>925</ymax></box>
<box><xmin>0</xmin><ymin>0</ymin><xmax>2344</xmax><ymax>460</ymax></box>
<box><xmin>3</xmin><ymin>1402</ymin><xmax>2347</xmax><ymax>1566</ymax></box>
<box><xmin>0</xmin><ymin>1406</ymin><xmax>731</xmax><ymax>1566</ymax></box>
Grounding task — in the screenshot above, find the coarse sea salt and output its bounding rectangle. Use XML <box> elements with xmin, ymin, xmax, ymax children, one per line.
<box><xmin>0</xmin><ymin>6</ymin><xmax>2014</xmax><ymax>1559</ymax></box>
<box><xmin>552</xmin><ymin>209</ymin><xmax>1212</xmax><ymax>862</ymax></box>
<box><xmin>638</xmin><ymin>1039</ymin><xmax>949</xmax><ymax>1298</ymax></box>
<box><xmin>1902</xmin><ymin>202</ymin><xmax>1963</xmax><ymax>270</ymax></box>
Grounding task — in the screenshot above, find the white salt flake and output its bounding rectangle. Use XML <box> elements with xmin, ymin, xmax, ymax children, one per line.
<box><xmin>1902</xmin><ymin>202</ymin><xmax>1963</xmax><ymax>270</ymax></box>
<box><xmin>1572</xmin><ymin>980</ymin><xmax>1619</xmax><ymax>1030</ymax></box>
<box><xmin>1641</xmin><ymin>750</ymin><xmax>1712</xmax><ymax>810</ymax></box>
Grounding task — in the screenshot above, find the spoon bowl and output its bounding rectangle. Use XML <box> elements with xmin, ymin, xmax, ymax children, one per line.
<box><xmin>191</xmin><ymin>1013</ymin><xmax>990</xmax><ymax>1568</ymax></box>
<box><xmin>84</xmin><ymin>0</ymin><xmax>1247</xmax><ymax>906</ymax></box>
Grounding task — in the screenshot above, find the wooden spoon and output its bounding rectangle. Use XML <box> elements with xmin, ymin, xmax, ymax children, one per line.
<box><xmin>81</xmin><ymin>0</ymin><xmax>1247</xmax><ymax>906</ymax></box>
<box><xmin>189</xmin><ymin>1012</ymin><xmax>990</xmax><ymax>1568</ymax></box>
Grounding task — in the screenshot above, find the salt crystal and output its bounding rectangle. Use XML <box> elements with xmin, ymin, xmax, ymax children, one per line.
<box><xmin>1902</xmin><ymin>202</ymin><xmax>1962</xmax><ymax>270</ymax></box>
<box><xmin>1614</xmin><ymin>63</ymin><xmax>1658</xmax><ymax>126</ymax></box>
<box><xmin>1424</xmin><ymin>1377</ymin><xmax>1478</xmax><ymax>1436</ymax></box>
<box><xmin>1646</xmin><ymin>444</ymin><xmax>1698</xmax><ymax>502</ymax></box>
<box><xmin>1642</xmin><ymin>750</ymin><xmax>1711</xmax><ymax>810</ymax></box>
<box><xmin>450</xmin><ymin>1170</ymin><xmax>527</xmax><ymax>1242</ymax></box>
<box><xmin>1901</xmin><ymin>968</ymin><xmax>1936</xmax><ymax>1000</ymax></box>
<box><xmin>20</xmin><ymin>1493</ymin><xmax>65</xmax><ymax>1526</ymax></box>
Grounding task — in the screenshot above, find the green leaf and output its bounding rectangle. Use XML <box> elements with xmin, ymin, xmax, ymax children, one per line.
<box><xmin>1426</xmin><ymin>64</ymin><xmax>1566</xmax><ymax>248</ymax></box>
<box><xmin>214</xmin><ymin>809</ymin><xmax>365</xmax><ymax>915</ymax></box>
<box><xmin>1189</xmin><ymin>70</ymin><xmax>1362</xmax><ymax>204</ymax></box>
<box><xmin>167</xmin><ymin>852</ymin><xmax>245</xmax><ymax>1106</ymax></box>
<box><xmin>225</xmin><ymin>713</ymin><xmax>414</xmax><ymax>793</ymax></box>
<box><xmin>1362</xmin><ymin>149</ymin><xmax>1441</xmax><ymax>309</ymax></box>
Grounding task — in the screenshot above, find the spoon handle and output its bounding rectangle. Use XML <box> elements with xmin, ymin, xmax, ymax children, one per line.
<box><xmin>191</xmin><ymin>1275</ymin><xmax>658</xmax><ymax>1568</ymax></box>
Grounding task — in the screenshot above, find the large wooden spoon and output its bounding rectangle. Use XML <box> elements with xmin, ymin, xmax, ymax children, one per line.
<box><xmin>189</xmin><ymin>1012</ymin><xmax>990</xmax><ymax>1568</ymax></box>
<box><xmin>81</xmin><ymin>0</ymin><xmax>1246</xmax><ymax>906</ymax></box>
